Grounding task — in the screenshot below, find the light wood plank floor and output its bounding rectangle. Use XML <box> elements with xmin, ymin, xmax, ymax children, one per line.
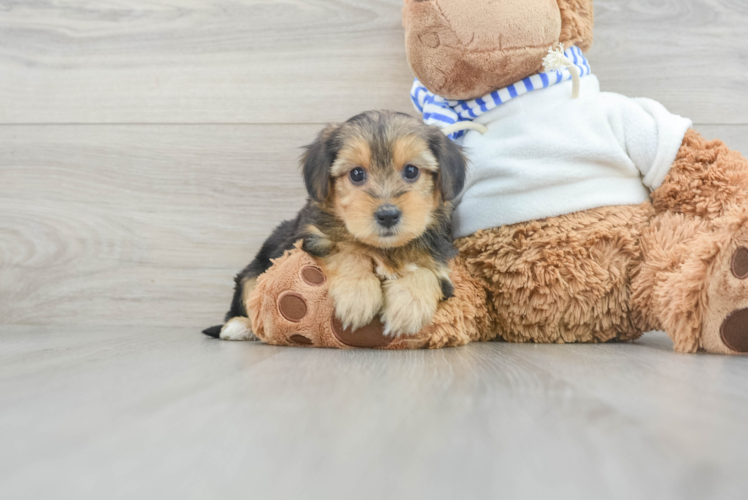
<box><xmin>3</xmin><ymin>328</ymin><xmax>748</xmax><ymax>500</ymax></box>
<box><xmin>3</xmin><ymin>1</ymin><xmax>748</xmax><ymax>498</ymax></box>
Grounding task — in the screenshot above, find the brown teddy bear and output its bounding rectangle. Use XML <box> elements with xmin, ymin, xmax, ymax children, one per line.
<box><xmin>248</xmin><ymin>0</ymin><xmax>748</xmax><ymax>354</ymax></box>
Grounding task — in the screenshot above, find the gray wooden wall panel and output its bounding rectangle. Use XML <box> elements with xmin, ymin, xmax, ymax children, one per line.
<box><xmin>1</xmin><ymin>0</ymin><xmax>748</xmax><ymax>124</ymax></box>
<box><xmin>0</xmin><ymin>124</ymin><xmax>314</xmax><ymax>326</ymax></box>
<box><xmin>2</xmin><ymin>0</ymin><xmax>748</xmax><ymax>327</ymax></box>
<box><xmin>0</xmin><ymin>0</ymin><xmax>414</xmax><ymax>124</ymax></box>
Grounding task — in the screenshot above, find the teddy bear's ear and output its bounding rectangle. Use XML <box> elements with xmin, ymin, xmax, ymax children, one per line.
<box><xmin>557</xmin><ymin>0</ymin><xmax>595</xmax><ymax>51</ymax></box>
<box><xmin>428</xmin><ymin>129</ymin><xmax>467</xmax><ymax>202</ymax></box>
<box><xmin>301</xmin><ymin>124</ymin><xmax>341</xmax><ymax>202</ymax></box>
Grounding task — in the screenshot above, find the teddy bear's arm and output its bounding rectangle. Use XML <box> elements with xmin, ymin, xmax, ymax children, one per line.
<box><xmin>615</xmin><ymin>96</ymin><xmax>693</xmax><ymax>191</ymax></box>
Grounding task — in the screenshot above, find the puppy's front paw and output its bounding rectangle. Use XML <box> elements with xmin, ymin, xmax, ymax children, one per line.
<box><xmin>329</xmin><ymin>276</ymin><xmax>383</xmax><ymax>331</ymax></box>
<box><xmin>220</xmin><ymin>317</ymin><xmax>259</xmax><ymax>341</ymax></box>
<box><xmin>381</xmin><ymin>273</ymin><xmax>440</xmax><ymax>337</ymax></box>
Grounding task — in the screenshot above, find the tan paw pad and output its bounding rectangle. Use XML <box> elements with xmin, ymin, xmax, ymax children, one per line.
<box><xmin>289</xmin><ymin>334</ymin><xmax>313</xmax><ymax>346</ymax></box>
<box><xmin>721</xmin><ymin>308</ymin><xmax>748</xmax><ymax>353</ymax></box>
<box><xmin>278</xmin><ymin>292</ymin><xmax>308</xmax><ymax>322</ymax></box>
<box><xmin>301</xmin><ymin>266</ymin><xmax>326</xmax><ymax>286</ymax></box>
<box><xmin>732</xmin><ymin>247</ymin><xmax>748</xmax><ymax>279</ymax></box>
<box><xmin>331</xmin><ymin>316</ymin><xmax>393</xmax><ymax>348</ymax></box>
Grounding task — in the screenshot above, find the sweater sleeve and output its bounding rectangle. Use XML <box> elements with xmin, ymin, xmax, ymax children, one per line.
<box><xmin>618</xmin><ymin>97</ymin><xmax>693</xmax><ymax>190</ymax></box>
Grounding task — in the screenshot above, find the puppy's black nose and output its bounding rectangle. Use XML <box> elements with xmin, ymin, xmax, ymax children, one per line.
<box><xmin>375</xmin><ymin>205</ymin><xmax>401</xmax><ymax>228</ymax></box>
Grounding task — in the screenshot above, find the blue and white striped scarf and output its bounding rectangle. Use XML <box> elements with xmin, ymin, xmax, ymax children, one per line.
<box><xmin>411</xmin><ymin>46</ymin><xmax>591</xmax><ymax>139</ymax></box>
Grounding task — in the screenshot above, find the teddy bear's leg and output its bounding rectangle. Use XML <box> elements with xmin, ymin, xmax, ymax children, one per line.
<box><xmin>457</xmin><ymin>204</ymin><xmax>653</xmax><ymax>344</ymax></box>
<box><xmin>633</xmin><ymin>206</ymin><xmax>748</xmax><ymax>354</ymax></box>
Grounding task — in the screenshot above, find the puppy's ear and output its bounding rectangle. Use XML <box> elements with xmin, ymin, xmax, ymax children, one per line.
<box><xmin>429</xmin><ymin>130</ymin><xmax>467</xmax><ymax>202</ymax></box>
<box><xmin>302</xmin><ymin>124</ymin><xmax>341</xmax><ymax>202</ymax></box>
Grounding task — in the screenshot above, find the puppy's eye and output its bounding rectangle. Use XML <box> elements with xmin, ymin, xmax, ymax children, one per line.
<box><xmin>403</xmin><ymin>164</ymin><xmax>420</xmax><ymax>182</ymax></box>
<box><xmin>349</xmin><ymin>167</ymin><xmax>366</xmax><ymax>185</ymax></box>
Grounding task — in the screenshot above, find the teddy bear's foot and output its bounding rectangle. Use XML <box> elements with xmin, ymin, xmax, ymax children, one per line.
<box><xmin>641</xmin><ymin>210</ymin><xmax>748</xmax><ymax>354</ymax></box>
<box><xmin>246</xmin><ymin>246</ymin><xmax>491</xmax><ymax>349</ymax></box>
<box><xmin>247</xmin><ymin>248</ymin><xmax>412</xmax><ymax>349</ymax></box>
<box><xmin>702</xmin><ymin>241</ymin><xmax>748</xmax><ymax>354</ymax></box>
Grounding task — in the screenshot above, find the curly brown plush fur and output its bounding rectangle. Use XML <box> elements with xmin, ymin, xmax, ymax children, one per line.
<box><xmin>558</xmin><ymin>0</ymin><xmax>594</xmax><ymax>51</ymax></box>
<box><xmin>652</xmin><ymin>130</ymin><xmax>748</xmax><ymax>219</ymax></box>
<box><xmin>457</xmin><ymin>204</ymin><xmax>652</xmax><ymax>345</ymax></box>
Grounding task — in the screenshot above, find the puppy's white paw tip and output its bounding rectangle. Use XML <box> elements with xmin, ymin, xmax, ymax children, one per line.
<box><xmin>220</xmin><ymin>320</ymin><xmax>257</xmax><ymax>341</ymax></box>
<box><xmin>381</xmin><ymin>319</ymin><xmax>408</xmax><ymax>338</ymax></box>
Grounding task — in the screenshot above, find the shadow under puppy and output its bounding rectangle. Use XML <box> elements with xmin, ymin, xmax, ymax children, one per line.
<box><xmin>203</xmin><ymin>110</ymin><xmax>467</xmax><ymax>341</ymax></box>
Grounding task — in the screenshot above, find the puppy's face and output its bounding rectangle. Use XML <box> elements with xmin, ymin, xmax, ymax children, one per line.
<box><xmin>330</xmin><ymin>127</ymin><xmax>440</xmax><ymax>248</ymax></box>
<box><xmin>303</xmin><ymin>111</ymin><xmax>467</xmax><ymax>249</ymax></box>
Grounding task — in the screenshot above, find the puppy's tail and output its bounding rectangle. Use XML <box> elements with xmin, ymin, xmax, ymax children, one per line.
<box><xmin>202</xmin><ymin>325</ymin><xmax>223</xmax><ymax>338</ymax></box>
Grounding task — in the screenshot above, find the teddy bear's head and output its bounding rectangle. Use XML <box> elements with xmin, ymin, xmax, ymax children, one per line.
<box><xmin>403</xmin><ymin>0</ymin><xmax>594</xmax><ymax>100</ymax></box>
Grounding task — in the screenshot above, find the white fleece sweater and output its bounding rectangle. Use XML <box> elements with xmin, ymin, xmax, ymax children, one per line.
<box><xmin>451</xmin><ymin>75</ymin><xmax>693</xmax><ymax>238</ymax></box>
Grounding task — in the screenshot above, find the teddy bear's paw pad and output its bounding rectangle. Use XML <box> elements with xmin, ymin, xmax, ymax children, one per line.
<box><xmin>331</xmin><ymin>316</ymin><xmax>393</xmax><ymax>348</ymax></box>
<box><xmin>289</xmin><ymin>334</ymin><xmax>314</xmax><ymax>346</ymax></box>
<box><xmin>721</xmin><ymin>308</ymin><xmax>748</xmax><ymax>353</ymax></box>
<box><xmin>278</xmin><ymin>292</ymin><xmax>308</xmax><ymax>322</ymax></box>
<box><xmin>732</xmin><ymin>247</ymin><xmax>748</xmax><ymax>279</ymax></box>
<box><xmin>301</xmin><ymin>266</ymin><xmax>326</xmax><ymax>286</ymax></box>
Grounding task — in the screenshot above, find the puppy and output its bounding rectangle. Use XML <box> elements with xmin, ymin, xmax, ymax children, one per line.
<box><xmin>203</xmin><ymin>110</ymin><xmax>467</xmax><ymax>341</ymax></box>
